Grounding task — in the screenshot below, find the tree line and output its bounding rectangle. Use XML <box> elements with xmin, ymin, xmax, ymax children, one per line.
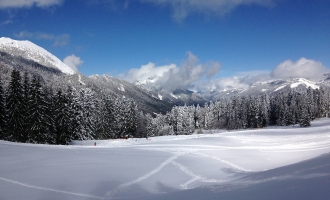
<box><xmin>1</xmin><ymin>69</ymin><xmax>330</xmax><ymax>144</ymax></box>
<box><xmin>143</xmin><ymin>87</ymin><xmax>330</xmax><ymax>137</ymax></box>
<box><xmin>0</xmin><ymin>69</ymin><xmax>138</xmax><ymax>144</ymax></box>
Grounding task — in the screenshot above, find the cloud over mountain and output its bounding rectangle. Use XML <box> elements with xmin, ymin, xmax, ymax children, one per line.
<box><xmin>121</xmin><ymin>52</ymin><xmax>220</xmax><ymax>91</ymax></box>
<box><xmin>63</xmin><ymin>54</ymin><xmax>83</xmax><ymax>72</ymax></box>
<box><xmin>271</xmin><ymin>57</ymin><xmax>330</xmax><ymax>80</ymax></box>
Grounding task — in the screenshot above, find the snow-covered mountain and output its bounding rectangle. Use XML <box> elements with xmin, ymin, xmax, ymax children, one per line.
<box><xmin>201</xmin><ymin>77</ymin><xmax>329</xmax><ymax>100</ymax></box>
<box><xmin>0</xmin><ymin>37</ymin><xmax>172</xmax><ymax>114</ymax></box>
<box><xmin>0</xmin><ymin>37</ymin><xmax>75</xmax><ymax>75</ymax></box>
<box><xmin>1</xmin><ymin>37</ymin><xmax>329</xmax><ymax>109</ymax></box>
<box><xmin>136</xmin><ymin>76</ymin><xmax>329</xmax><ymax>104</ymax></box>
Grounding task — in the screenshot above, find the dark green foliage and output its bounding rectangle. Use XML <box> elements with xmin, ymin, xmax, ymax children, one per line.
<box><xmin>54</xmin><ymin>89</ymin><xmax>73</xmax><ymax>145</ymax></box>
<box><xmin>27</xmin><ymin>75</ymin><xmax>50</xmax><ymax>143</ymax></box>
<box><xmin>0</xmin><ymin>76</ymin><xmax>6</xmax><ymax>139</ymax></box>
<box><xmin>6</xmin><ymin>70</ymin><xmax>25</xmax><ymax>142</ymax></box>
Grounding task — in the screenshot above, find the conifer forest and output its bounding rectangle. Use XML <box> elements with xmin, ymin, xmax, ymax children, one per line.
<box><xmin>0</xmin><ymin>69</ymin><xmax>329</xmax><ymax>145</ymax></box>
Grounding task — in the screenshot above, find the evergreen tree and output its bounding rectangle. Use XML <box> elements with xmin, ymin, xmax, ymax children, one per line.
<box><xmin>6</xmin><ymin>69</ymin><xmax>25</xmax><ymax>142</ymax></box>
<box><xmin>145</xmin><ymin>113</ymin><xmax>154</xmax><ymax>137</ymax></box>
<box><xmin>21</xmin><ymin>72</ymin><xmax>31</xmax><ymax>141</ymax></box>
<box><xmin>298</xmin><ymin>93</ymin><xmax>311</xmax><ymax>127</ymax></box>
<box><xmin>72</xmin><ymin>88</ymin><xmax>96</xmax><ymax>140</ymax></box>
<box><xmin>27</xmin><ymin>75</ymin><xmax>50</xmax><ymax>143</ymax></box>
<box><xmin>54</xmin><ymin>89</ymin><xmax>73</xmax><ymax>144</ymax></box>
<box><xmin>0</xmin><ymin>76</ymin><xmax>6</xmax><ymax>139</ymax></box>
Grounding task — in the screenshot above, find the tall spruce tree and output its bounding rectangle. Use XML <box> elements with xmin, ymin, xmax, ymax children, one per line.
<box><xmin>27</xmin><ymin>75</ymin><xmax>49</xmax><ymax>143</ymax></box>
<box><xmin>21</xmin><ymin>72</ymin><xmax>31</xmax><ymax>141</ymax></box>
<box><xmin>6</xmin><ymin>69</ymin><xmax>25</xmax><ymax>142</ymax></box>
<box><xmin>0</xmin><ymin>76</ymin><xmax>6</xmax><ymax>139</ymax></box>
<box><xmin>54</xmin><ymin>89</ymin><xmax>73</xmax><ymax>144</ymax></box>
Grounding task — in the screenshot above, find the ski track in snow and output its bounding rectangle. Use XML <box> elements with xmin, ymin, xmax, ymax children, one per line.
<box><xmin>106</xmin><ymin>152</ymin><xmax>187</xmax><ymax>199</ymax></box>
<box><xmin>171</xmin><ymin>161</ymin><xmax>228</xmax><ymax>189</ymax></box>
<box><xmin>0</xmin><ymin>177</ymin><xmax>104</xmax><ymax>199</ymax></box>
<box><xmin>106</xmin><ymin>146</ymin><xmax>246</xmax><ymax>198</ymax></box>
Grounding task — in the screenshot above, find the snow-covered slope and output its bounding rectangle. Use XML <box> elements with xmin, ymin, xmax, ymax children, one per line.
<box><xmin>1</xmin><ymin>118</ymin><xmax>330</xmax><ymax>200</ymax></box>
<box><xmin>205</xmin><ymin>78</ymin><xmax>325</xmax><ymax>100</ymax></box>
<box><xmin>0</xmin><ymin>37</ymin><xmax>75</xmax><ymax>75</ymax></box>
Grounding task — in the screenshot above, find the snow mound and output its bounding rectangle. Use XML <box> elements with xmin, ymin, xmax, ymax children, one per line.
<box><xmin>0</xmin><ymin>37</ymin><xmax>75</xmax><ymax>75</ymax></box>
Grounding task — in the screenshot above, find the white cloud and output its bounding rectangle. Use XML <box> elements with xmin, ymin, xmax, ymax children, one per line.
<box><xmin>122</xmin><ymin>62</ymin><xmax>177</xmax><ymax>84</ymax></box>
<box><xmin>196</xmin><ymin>58</ymin><xmax>329</xmax><ymax>92</ymax></box>
<box><xmin>140</xmin><ymin>0</ymin><xmax>274</xmax><ymax>21</ymax></box>
<box><xmin>121</xmin><ymin>52</ymin><xmax>221</xmax><ymax>91</ymax></box>
<box><xmin>0</xmin><ymin>0</ymin><xmax>63</xmax><ymax>9</ymax></box>
<box><xmin>63</xmin><ymin>54</ymin><xmax>83</xmax><ymax>72</ymax></box>
<box><xmin>15</xmin><ymin>31</ymin><xmax>70</xmax><ymax>47</ymax></box>
<box><xmin>271</xmin><ymin>57</ymin><xmax>330</xmax><ymax>80</ymax></box>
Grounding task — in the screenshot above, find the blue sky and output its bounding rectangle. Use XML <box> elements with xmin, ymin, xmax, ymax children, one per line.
<box><xmin>0</xmin><ymin>0</ymin><xmax>329</xmax><ymax>90</ymax></box>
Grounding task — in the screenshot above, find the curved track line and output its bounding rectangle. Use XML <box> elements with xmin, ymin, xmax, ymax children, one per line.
<box><xmin>0</xmin><ymin>177</ymin><xmax>104</xmax><ymax>199</ymax></box>
<box><xmin>193</xmin><ymin>152</ymin><xmax>253</xmax><ymax>172</ymax></box>
<box><xmin>106</xmin><ymin>153</ymin><xmax>186</xmax><ymax>199</ymax></box>
<box><xmin>171</xmin><ymin>161</ymin><xmax>228</xmax><ymax>189</ymax></box>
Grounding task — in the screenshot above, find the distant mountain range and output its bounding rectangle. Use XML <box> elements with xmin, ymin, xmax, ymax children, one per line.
<box><xmin>1</xmin><ymin>37</ymin><xmax>329</xmax><ymax>112</ymax></box>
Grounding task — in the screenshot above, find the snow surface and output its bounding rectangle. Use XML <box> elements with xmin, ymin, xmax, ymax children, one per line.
<box><xmin>1</xmin><ymin>118</ymin><xmax>330</xmax><ymax>200</ymax></box>
<box><xmin>0</xmin><ymin>37</ymin><xmax>75</xmax><ymax>75</ymax></box>
<box><xmin>274</xmin><ymin>85</ymin><xmax>287</xmax><ymax>92</ymax></box>
<box><xmin>290</xmin><ymin>78</ymin><xmax>319</xmax><ymax>89</ymax></box>
<box><xmin>170</xmin><ymin>92</ymin><xmax>178</xmax><ymax>99</ymax></box>
<box><xmin>118</xmin><ymin>84</ymin><xmax>125</xmax><ymax>92</ymax></box>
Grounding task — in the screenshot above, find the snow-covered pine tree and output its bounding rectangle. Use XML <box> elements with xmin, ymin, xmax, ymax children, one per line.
<box><xmin>136</xmin><ymin>111</ymin><xmax>147</xmax><ymax>137</ymax></box>
<box><xmin>21</xmin><ymin>72</ymin><xmax>31</xmax><ymax>141</ymax></box>
<box><xmin>43</xmin><ymin>86</ymin><xmax>56</xmax><ymax>143</ymax></box>
<box><xmin>27</xmin><ymin>75</ymin><xmax>50</xmax><ymax>143</ymax></box>
<box><xmin>6</xmin><ymin>69</ymin><xmax>25</xmax><ymax>142</ymax></box>
<box><xmin>240</xmin><ymin>96</ymin><xmax>248</xmax><ymax>129</ymax></box>
<box><xmin>247</xmin><ymin>96</ymin><xmax>259</xmax><ymax>128</ymax></box>
<box><xmin>298</xmin><ymin>93</ymin><xmax>311</xmax><ymax>127</ymax></box>
<box><xmin>72</xmin><ymin>88</ymin><xmax>96</xmax><ymax>141</ymax></box>
<box><xmin>306</xmin><ymin>87</ymin><xmax>315</xmax><ymax>120</ymax></box>
<box><xmin>123</xmin><ymin>98</ymin><xmax>138</xmax><ymax>136</ymax></box>
<box><xmin>145</xmin><ymin>113</ymin><xmax>154</xmax><ymax>137</ymax></box>
<box><xmin>203</xmin><ymin>102</ymin><xmax>211</xmax><ymax>130</ymax></box>
<box><xmin>54</xmin><ymin>89</ymin><xmax>73</xmax><ymax>144</ymax></box>
<box><xmin>0</xmin><ymin>76</ymin><xmax>6</xmax><ymax>139</ymax></box>
<box><xmin>94</xmin><ymin>94</ymin><xmax>110</xmax><ymax>139</ymax></box>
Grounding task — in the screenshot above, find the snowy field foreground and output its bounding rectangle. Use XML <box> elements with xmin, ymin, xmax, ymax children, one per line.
<box><xmin>1</xmin><ymin>119</ymin><xmax>330</xmax><ymax>200</ymax></box>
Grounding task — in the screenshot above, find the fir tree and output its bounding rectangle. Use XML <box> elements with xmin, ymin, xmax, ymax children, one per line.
<box><xmin>54</xmin><ymin>89</ymin><xmax>73</xmax><ymax>144</ymax></box>
<box><xmin>6</xmin><ymin>69</ymin><xmax>25</xmax><ymax>142</ymax></box>
<box><xmin>0</xmin><ymin>76</ymin><xmax>6</xmax><ymax>139</ymax></box>
<box><xmin>27</xmin><ymin>75</ymin><xmax>50</xmax><ymax>143</ymax></box>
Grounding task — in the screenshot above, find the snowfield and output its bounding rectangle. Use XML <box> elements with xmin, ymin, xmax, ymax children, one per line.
<box><xmin>1</xmin><ymin>118</ymin><xmax>330</xmax><ymax>200</ymax></box>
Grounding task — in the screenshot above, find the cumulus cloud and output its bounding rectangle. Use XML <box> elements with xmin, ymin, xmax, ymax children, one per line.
<box><xmin>122</xmin><ymin>52</ymin><xmax>221</xmax><ymax>91</ymax></box>
<box><xmin>140</xmin><ymin>0</ymin><xmax>274</xmax><ymax>21</ymax></box>
<box><xmin>0</xmin><ymin>0</ymin><xmax>63</xmax><ymax>9</ymax></box>
<box><xmin>196</xmin><ymin>58</ymin><xmax>329</xmax><ymax>92</ymax></box>
<box><xmin>63</xmin><ymin>54</ymin><xmax>83</xmax><ymax>72</ymax></box>
<box><xmin>271</xmin><ymin>57</ymin><xmax>330</xmax><ymax>80</ymax></box>
<box><xmin>196</xmin><ymin>76</ymin><xmax>250</xmax><ymax>92</ymax></box>
<box><xmin>122</xmin><ymin>62</ymin><xmax>177</xmax><ymax>83</ymax></box>
<box><xmin>15</xmin><ymin>31</ymin><xmax>70</xmax><ymax>47</ymax></box>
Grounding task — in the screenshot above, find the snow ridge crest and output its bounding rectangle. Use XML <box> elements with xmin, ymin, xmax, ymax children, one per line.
<box><xmin>0</xmin><ymin>37</ymin><xmax>75</xmax><ymax>75</ymax></box>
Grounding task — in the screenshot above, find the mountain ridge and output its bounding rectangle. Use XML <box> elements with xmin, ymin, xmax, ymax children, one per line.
<box><xmin>1</xmin><ymin>37</ymin><xmax>329</xmax><ymax>108</ymax></box>
<box><xmin>0</xmin><ymin>37</ymin><xmax>75</xmax><ymax>75</ymax></box>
